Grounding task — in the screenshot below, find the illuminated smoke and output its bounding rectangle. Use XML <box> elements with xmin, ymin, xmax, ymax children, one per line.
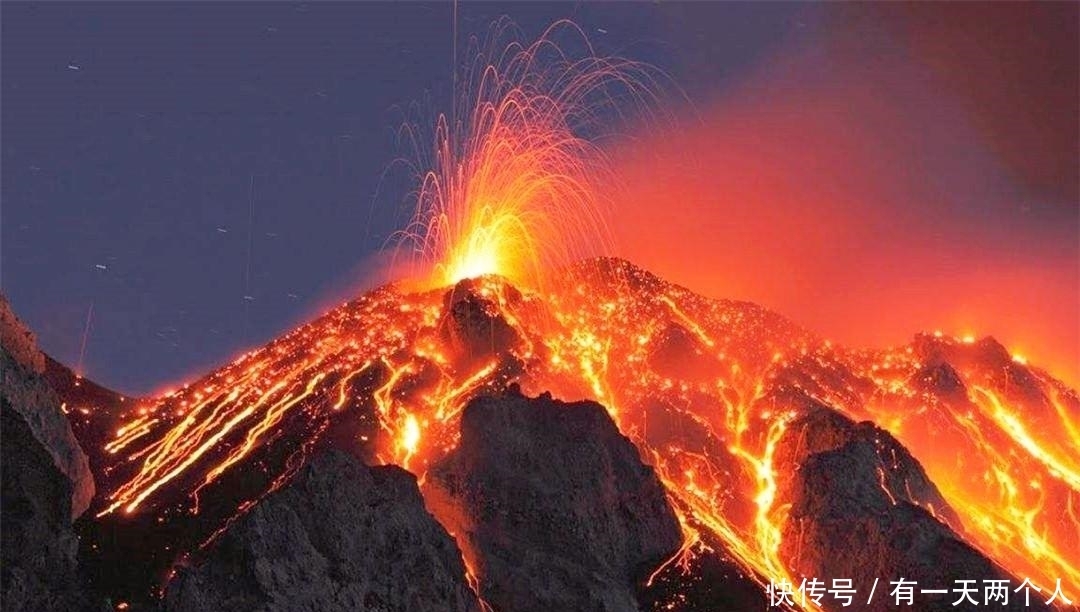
<box><xmin>604</xmin><ymin>7</ymin><xmax>1079</xmax><ymax>386</ymax></box>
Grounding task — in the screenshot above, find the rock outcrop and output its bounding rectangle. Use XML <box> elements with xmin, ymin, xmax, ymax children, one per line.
<box><xmin>1</xmin><ymin>403</ymin><xmax>90</xmax><ymax>611</ymax></box>
<box><xmin>1</xmin><ymin>295</ymin><xmax>45</xmax><ymax>374</ymax></box>
<box><xmin>165</xmin><ymin>450</ymin><xmax>481</xmax><ymax>612</ymax></box>
<box><xmin>638</xmin><ymin>538</ymin><xmax>770</xmax><ymax>612</ymax></box>
<box><xmin>775</xmin><ymin>405</ymin><xmax>1038</xmax><ymax>611</ymax></box>
<box><xmin>0</xmin><ymin>295</ymin><xmax>95</xmax><ymax>518</ymax></box>
<box><xmin>425</xmin><ymin>388</ymin><xmax>682</xmax><ymax>612</ymax></box>
<box><xmin>439</xmin><ymin>277</ymin><xmax>529</xmax><ymax>366</ymax></box>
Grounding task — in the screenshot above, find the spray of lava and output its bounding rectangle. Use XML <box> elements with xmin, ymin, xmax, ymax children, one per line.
<box><xmin>391</xmin><ymin>18</ymin><xmax>664</xmax><ymax>291</ymax></box>
<box><xmin>86</xmin><ymin>19</ymin><xmax>1078</xmax><ymax>609</ymax></box>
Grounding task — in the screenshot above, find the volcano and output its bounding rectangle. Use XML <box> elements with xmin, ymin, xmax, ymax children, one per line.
<box><xmin>3</xmin><ymin>257</ymin><xmax>1076</xmax><ymax>611</ymax></box>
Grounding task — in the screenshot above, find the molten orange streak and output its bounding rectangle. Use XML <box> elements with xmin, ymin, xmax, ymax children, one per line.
<box><xmin>431</xmin><ymin>360</ymin><xmax>499</xmax><ymax>422</ymax></box>
<box><xmin>333</xmin><ymin>361</ymin><xmax>372</xmax><ymax>410</ymax></box>
<box><xmin>971</xmin><ymin>386</ymin><xmax>1080</xmax><ymax>491</ymax></box>
<box><xmin>536</xmin><ymin>274</ymin><xmax>805</xmax><ymax>594</ymax></box>
<box><xmin>96</xmin><ymin>266</ymin><xmax>1079</xmax><ymax>603</ymax></box>
<box><xmin>105</xmin><ymin>416</ymin><xmax>158</xmax><ymax>455</ymax></box>
<box><xmin>859</xmin><ymin>337</ymin><xmax>1080</xmax><ymax>591</ymax></box>
<box><xmin>398</xmin><ymin>414</ymin><xmax>422</xmax><ymax>470</ymax></box>
<box><xmin>195</xmin><ymin>372</ymin><xmax>328</xmax><ymax>501</ymax></box>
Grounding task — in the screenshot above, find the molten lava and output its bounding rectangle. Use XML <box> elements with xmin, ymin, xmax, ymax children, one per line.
<box><xmin>84</xmin><ymin>262</ymin><xmax>1079</xmax><ymax>607</ymax></box>
<box><xmin>76</xmin><ymin>18</ymin><xmax>1078</xmax><ymax>610</ymax></box>
<box><xmin>391</xmin><ymin>18</ymin><xmax>659</xmax><ymax>291</ymax></box>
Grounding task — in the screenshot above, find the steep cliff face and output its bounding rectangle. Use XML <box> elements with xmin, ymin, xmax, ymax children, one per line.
<box><xmin>0</xmin><ymin>295</ymin><xmax>45</xmax><ymax>374</ymax></box>
<box><xmin>165</xmin><ymin>450</ymin><xmax>481</xmax><ymax>612</ymax></box>
<box><xmin>0</xmin><ymin>296</ymin><xmax>101</xmax><ymax>611</ymax></box>
<box><xmin>425</xmin><ymin>389</ymin><xmax>683</xmax><ymax>612</ymax></box>
<box><xmin>1</xmin><ymin>403</ymin><xmax>90</xmax><ymax>611</ymax></box>
<box><xmin>0</xmin><ymin>295</ymin><xmax>95</xmax><ymax>518</ymax></box>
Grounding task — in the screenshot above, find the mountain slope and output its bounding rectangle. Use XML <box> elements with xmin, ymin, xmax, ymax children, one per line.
<box><xmin>44</xmin><ymin>258</ymin><xmax>1078</xmax><ymax>609</ymax></box>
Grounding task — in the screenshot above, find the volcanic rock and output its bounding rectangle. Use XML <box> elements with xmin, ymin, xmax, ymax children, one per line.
<box><xmin>912</xmin><ymin>333</ymin><xmax>1013</xmax><ymax>371</ymax></box>
<box><xmin>638</xmin><ymin>538</ymin><xmax>770</xmax><ymax>611</ymax></box>
<box><xmin>774</xmin><ymin>402</ymin><xmax>962</xmax><ymax>529</ymax></box>
<box><xmin>164</xmin><ymin>450</ymin><xmax>481</xmax><ymax>612</ymax></box>
<box><xmin>0</xmin><ymin>296</ymin><xmax>95</xmax><ymax>518</ymax></box>
<box><xmin>910</xmin><ymin>361</ymin><xmax>967</xmax><ymax>399</ymax></box>
<box><xmin>646</xmin><ymin>323</ymin><xmax>724</xmax><ymax>385</ymax></box>
<box><xmin>1</xmin><ymin>403</ymin><xmax>91</xmax><ymax>612</ymax></box>
<box><xmin>911</xmin><ymin>333</ymin><xmax>1055</xmax><ymax>401</ymax></box>
<box><xmin>775</xmin><ymin>405</ymin><xmax>1037</xmax><ymax>611</ymax></box>
<box><xmin>425</xmin><ymin>387</ymin><xmax>683</xmax><ymax>612</ymax></box>
<box><xmin>1</xmin><ymin>295</ymin><xmax>45</xmax><ymax>374</ymax></box>
<box><xmin>440</xmin><ymin>277</ymin><xmax>526</xmax><ymax>363</ymax></box>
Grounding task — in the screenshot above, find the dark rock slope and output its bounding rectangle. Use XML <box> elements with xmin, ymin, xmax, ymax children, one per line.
<box><xmin>1</xmin><ymin>295</ymin><xmax>95</xmax><ymax>518</ymax></box>
<box><xmin>425</xmin><ymin>388</ymin><xmax>683</xmax><ymax>612</ymax></box>
<box><xmin>774</xmin><ymin>402</ymin><xmax>1045</xmax><ymax>611</ymax></box>
<box><xmin>164</xmin><ymin>450</ymin><xmax>481</xmax><ymax>612</ymax></box>
<box><xmin>1</xmin><ymin>295</ymin><xmax>99</xmax><ymax>612</ymax></box>
<box><xmin>1</xmin><ymin>403</ymin><xmax>90</xmax><ymax>611</ymax></box>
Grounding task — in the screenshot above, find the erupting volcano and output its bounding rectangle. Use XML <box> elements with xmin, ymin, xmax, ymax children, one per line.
<box><xmin>3</xmin><ymin>12</ymin><xmax>1077</xmax><ymax>612</ymax></box>
<box><xmin>389</xmin><ymin>18</ymin><xmax>658</xmax><ymax>291</ymax></box>
<box><xmin>66</xmin><ymin>258</ymin><xmax>1078</xmax><ymax>609</ymax></box>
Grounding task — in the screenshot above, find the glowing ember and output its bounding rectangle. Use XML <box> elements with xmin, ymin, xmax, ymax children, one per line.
<box><xmin>392</xmin><ymin>18</ymin><xmax>659</xmax><ymax>291</ymax></box>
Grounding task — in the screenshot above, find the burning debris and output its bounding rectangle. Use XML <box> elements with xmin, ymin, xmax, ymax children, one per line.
<box><xmin>391</xmin><ymin>18</ymin><xmax>662</xmax><ymax>292</ymax></box>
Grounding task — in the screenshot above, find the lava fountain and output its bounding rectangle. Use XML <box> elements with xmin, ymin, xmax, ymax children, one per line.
<box><xmin>391</xmin><ymin>18</ymin><xmax>663</xmax><ymax>291</ymax></box>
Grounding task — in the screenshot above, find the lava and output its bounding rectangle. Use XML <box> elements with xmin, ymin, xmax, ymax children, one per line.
<box><xmin>84</xmin><ymin>262</ymin><xmax>1079</xmax><ymax>606</ymax></box>
<box><xmin>391</xmin><ymin>18</ymin><xmax>661</xmax><ymax>292</ymax></box>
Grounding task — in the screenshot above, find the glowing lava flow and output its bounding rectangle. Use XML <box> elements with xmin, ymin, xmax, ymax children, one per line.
<box><xmin>88</xmin><ymin>261</ymin><xmax>1080</xmax><ymax>606</ymax></box>
<box><xmin>846</xmin><ymin>336</ymin><xmax>1080</xmax><ymax>592</ymax></box>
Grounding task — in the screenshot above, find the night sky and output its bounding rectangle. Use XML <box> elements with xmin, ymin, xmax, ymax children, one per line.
<box><xmin>3</xmin><ymin>2</ymin><xmax>1076</xmax><ymax>394</ymax></box>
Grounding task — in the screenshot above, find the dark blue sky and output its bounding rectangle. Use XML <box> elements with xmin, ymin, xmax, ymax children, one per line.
<box><xmin>5</xmin><ymin>3</ymin><xmax>1077</xmax><ymax>392</ymax></box>
<box><xmin>2</xmin><ymin>2</ymin><xmax>811</xmax><ymax>393</ymax></box>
